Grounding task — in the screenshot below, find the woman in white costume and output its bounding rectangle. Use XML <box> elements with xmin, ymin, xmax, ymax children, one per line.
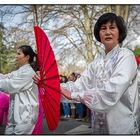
<box><xmin>0</xmin><ymin>45</ymin><xmax>39</xmax><ymax>134</ymax></box>
<box><xmin>61</xmin><ymin>13</ymin><xmax>140</xmax><ymax>134</ymax></box>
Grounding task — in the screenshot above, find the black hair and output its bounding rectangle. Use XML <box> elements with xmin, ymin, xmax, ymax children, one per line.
<box><xmin>63</xmin><ymin>76</ymin><xmax>68</xmax><ymax>83</ymax></box>
<box><xmin>71</xmin><ymin>72</ymin><xmax>76</xmax><ymax>77</ymax></box>
<box><xmin>60</xmin><ymin>75</ymin><xmax>68</xmax><ymax>83</ymax></box>
<box><xmin>94</xmin><ymin>13</ymin><xmax>127</xmax><ymax>44</ymax></box>
<box><xmin>18</xmin><ymin>45</ymin><xmax>39</xmax><ymax>71</ymax></box>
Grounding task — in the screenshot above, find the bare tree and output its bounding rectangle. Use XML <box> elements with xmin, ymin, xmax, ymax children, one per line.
<box><xmin>0</xmin><ymin>5</ymin><xmax>140</xmax><ymax>74</ymax></box>
<box><xmin>107</xmin><ymin>5</ymin><xmax>129</xmax><ymax>23</ymax></box>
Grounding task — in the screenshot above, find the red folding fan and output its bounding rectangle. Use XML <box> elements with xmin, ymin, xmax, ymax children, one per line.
<box><xmin>135</xmin><ymin>55</ymin><xmax>140</xmax><ymax>66</ymax></box>
<box><xmin>34</xmin><ymin>26</ymin><xmax>60</xmax><ymax>131</ymax></box>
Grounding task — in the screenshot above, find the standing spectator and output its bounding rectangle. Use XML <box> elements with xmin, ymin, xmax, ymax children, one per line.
<box><xmin>75</xmin><ymin>74</ymin><xmax>85</xmax><ymax>121</ymax></box>
<box><xmin>68</xmin><ymin>73</ymin><xmax>77</xmax><ymax>118</ymax></box>
<box><xmin>60</xmin><ymin>75</ymin><xmax>70</xmax><ymax>119</ymax></box>
<box><xmin>68</xmin><ymin>72</ymin><xmax>77</xmax><ymax>82</ymax></box>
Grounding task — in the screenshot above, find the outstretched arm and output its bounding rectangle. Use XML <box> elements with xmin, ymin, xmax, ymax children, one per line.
<box><xmin>61</xmin><ymin>52</ymin><xmax>137</xmax><ymax>112</ymax></box>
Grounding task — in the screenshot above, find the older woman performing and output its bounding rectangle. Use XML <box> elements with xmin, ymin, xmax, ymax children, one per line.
<box><xmin>61</xmin><ymin>13</ymin><xmax>140</xmax><ymax>134</ymax></box>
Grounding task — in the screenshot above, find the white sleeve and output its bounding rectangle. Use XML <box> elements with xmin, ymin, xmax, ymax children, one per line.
<box><xmin>0</xmin><ymin>73</ymin><xmax>7</xmax><ymax>79</ymax></box>
<box><xmin>0</xmin><ymin>70</ymin><xmax>34</xmax><ymax>94</ymax></box>
<box><xmin>71</xmin><ymin>53</ymin><xmax>137</xmax><ymax>112</ymax></box>
<box><xmin>61</xmin><ymin>62</ymin><xmax>95</xmax><ymax>91</ymax></box>
<box><xmin>0</xmin><ymin>71</ymin><xmax>15</xmax><ymax>79</ymax></box>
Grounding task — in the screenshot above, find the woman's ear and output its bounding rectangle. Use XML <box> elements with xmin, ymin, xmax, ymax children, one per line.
<box><xmin>26</xmin><ymin>55</ymin><xmax>30</xmax><ymax>62</ymax></box>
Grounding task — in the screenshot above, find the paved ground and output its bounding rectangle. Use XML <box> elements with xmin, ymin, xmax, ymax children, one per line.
<box><xmin>0</xmin><ymin>117</ymin><xmax>92</xmax><ymax>135</ymax></box>
<box><xmin>0</xmin><ymin>124</ymin><xmax>5</xmax><ymax>135</ymax></box>
<box><xmin>42</xmin><ymin>117</ymin><xmax>91</xmax><ymax>135</ymax></box>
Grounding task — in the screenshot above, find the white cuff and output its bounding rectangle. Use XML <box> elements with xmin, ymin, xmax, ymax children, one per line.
<box><xmin>60</xmin><ymin>83</ymin><xmax>71</xmax><ymax>91</ymax></box>
<box><xmin>71</xmin><ymin>92</ymin><xmax>84</xmax><ymax>101</ymax></box>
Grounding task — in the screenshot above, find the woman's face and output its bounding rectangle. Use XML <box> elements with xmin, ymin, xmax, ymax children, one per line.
<box><xmin>15</xmin><ymin>49</ymin><xmax>29</xmax><ymax>66</ymax></box>
<box><xmin>99</xmin><ymin>21</ymin><xmax>119</xmax><ymax>53</ymax></box>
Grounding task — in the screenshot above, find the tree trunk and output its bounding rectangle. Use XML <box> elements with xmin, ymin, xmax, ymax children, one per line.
<box><xmin>115</xmin><ymin>5</ymin><xmax>129</xmax><ymax>23</ymax></box>
<box><xmin>81</xmin><ymin>5</ymin><xmax>93</xmax><ymax>63</ymax></box>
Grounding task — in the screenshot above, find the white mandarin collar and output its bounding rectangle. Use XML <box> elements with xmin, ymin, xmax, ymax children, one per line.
<box><xmin>103</xmin><ymin>44</ymin><xmax>120</xmax><ymax>60</ymax></box>
<box><xmin>19</xmin><ymin>64</ymin><xmax>30</xmax><ymax>70</ymax></box>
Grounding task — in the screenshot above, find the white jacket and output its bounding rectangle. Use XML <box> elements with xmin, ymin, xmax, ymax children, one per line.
<box><xmin>61</xmin><ymin>45</ymin><xmax>140</xmax><ymax>134</ymax></box>
<box><xmin>0</xmin><ymin>64</ymin><xmax>39</xmax><ymax>134</ymax></box>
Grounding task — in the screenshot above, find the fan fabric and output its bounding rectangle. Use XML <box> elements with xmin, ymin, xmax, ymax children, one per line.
<box><xmin>34</xmin><ymin>26</ymin><xmax>60</xmax><ymax>131</ymax></box>
<box><xmin>135</xmin><ymin>55</ymin><xmax>140</xmax><ymax>66</ymax></box>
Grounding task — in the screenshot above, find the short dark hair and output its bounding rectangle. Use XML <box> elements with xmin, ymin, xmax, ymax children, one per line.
<box><xmin>94</xmin><ymin>13</ymin><xmax>127</xmax><ymax>43</ymax></box>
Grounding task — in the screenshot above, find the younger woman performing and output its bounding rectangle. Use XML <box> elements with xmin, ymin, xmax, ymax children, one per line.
<box><xmin>0</xmin><ymin>45</ymin><xmax>40</xmax><ymax>134</ymax></box>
